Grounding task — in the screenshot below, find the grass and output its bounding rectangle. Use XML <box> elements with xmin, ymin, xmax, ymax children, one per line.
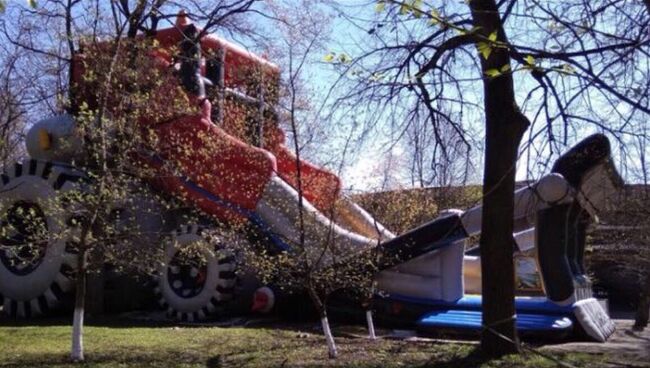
<box><xmin>0</xmin><ymin>317</ymin><xmax>628</xmax><ymax>367</ymax></box>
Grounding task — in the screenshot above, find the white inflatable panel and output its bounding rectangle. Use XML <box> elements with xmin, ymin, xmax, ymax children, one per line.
<box><xmin>378</xmin><ymin>240</ymin><xmax>465</xmax><ymax>302</ymax></box>
<box><xmin>573</xmin><ymin>298</ymin><xmax>616</xmax><ymax>342</ymax></box>
<box><xmin>376</xmin><ymin>271</ymin><xmax>443</xmax><ymax>301</ymax></box>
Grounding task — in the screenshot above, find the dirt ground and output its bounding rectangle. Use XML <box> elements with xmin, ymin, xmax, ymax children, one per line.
<box><xmin>543</xmin><ymin>319</ymin><xmax>650</xmax><ymax>366</ymax></box>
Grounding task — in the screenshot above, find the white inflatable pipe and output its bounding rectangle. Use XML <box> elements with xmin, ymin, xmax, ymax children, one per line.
<box><xmin>463</xmin><ymin>255</ymin><xmax>482</xmax><ymax>294</ymax></box>
<box><xmin>335</xmin><ymin>197</ymin><xmax>395</xmax><ymax>240</ymax></box>
<box><xmin>255</xmin><ymin>175</ymin><xmax>380</xmax><ymax>265</ymax></box>
<box><xmin>460</xmin><ymin>173</ymin><xmax>575</xmax><ymax>236</ymax></box>
<box><xmin>255</xmin><ymin>173</ymin><xmax>569</xmax><ymax>297</ymax></box>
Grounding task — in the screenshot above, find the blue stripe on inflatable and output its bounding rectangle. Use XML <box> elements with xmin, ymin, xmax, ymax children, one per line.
<box><xmin>417</xmin><ymin>309</ymin><xmax>573</xmax><ymax>333</ymax></box>
<box><xmin>179</xmin><ymin>178</ymin><xmax>291</xmax><ymax>252</ymax></box>
<box><xmin>246</xmin><ymin>213</ymin><xmax>293</xmax><ymax>252</ymax></box>
<box><xmin>146</xmin><ymin>154</ymin><xmax>291</xmax><ymax>252</ymax></box>
<box><xmin>383</xmin><ymin>294</ymin><xmax>574</xmax><ymax>315</ymax></box>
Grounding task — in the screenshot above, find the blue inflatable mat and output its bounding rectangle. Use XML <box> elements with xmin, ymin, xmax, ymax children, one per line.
<box><xmin>386</xmin><ymin>294</ymin><xmax>574</xmax><ymax>315</ymax></box>
<box><xmin>417</xmin><ymin>309</ymin><xmax>573</xmax><ymax>333</ymax></box>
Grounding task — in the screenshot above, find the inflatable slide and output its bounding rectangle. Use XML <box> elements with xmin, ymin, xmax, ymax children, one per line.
<box><xmin>23</xmin><ymin>17</ymin><xmax>619</xmax><ymax>339</ymax></box>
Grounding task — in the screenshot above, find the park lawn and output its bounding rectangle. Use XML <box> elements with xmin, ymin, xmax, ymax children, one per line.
<box><xmin>0</xmin><ymin>320</ymin><xmax>617</xmax><ymax>367</ymax></box>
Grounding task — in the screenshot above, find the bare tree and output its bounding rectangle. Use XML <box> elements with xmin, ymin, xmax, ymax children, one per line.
<box><xmin>328</xmin><ymin>0</ymin><xmax>649</xmax><ymax>356</ymax></box>
<box><xmin>233</xmin><ymin>2</ymin><xmax>386</xmax><ymax>358</ymax></box>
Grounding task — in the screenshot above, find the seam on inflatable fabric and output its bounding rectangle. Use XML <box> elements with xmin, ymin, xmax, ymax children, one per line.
<box><xmin>147</xmin><ymin>154</ymin><xmax>291</xmax><ymax>252</ymax></box>
<box><xmin>419</xmin><ymin>230</ymin><xmax>469</xmax><ymax>255</ymax></box>
<box><xmin>179</xmin><ymin>179</ymin><xmax>291</xmax><ymax>252</ymax></box>
<box><xmin>383</xmin><ymin>293</ymin><xmax>575</xmax><ymax>314</ymax></box>
<box><xmin>246</xmin><ymin>213</ymin><xmax>292</xmax><ymax>252</ymax></box>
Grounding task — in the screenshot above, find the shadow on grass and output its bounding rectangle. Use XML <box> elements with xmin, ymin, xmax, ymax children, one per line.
<box><xmin>205</xmin><ymin>355</ymin><xmax>222</xmax><ymax>368</ymax></box>
<box><xmin>0</xmin><ymin>310</ymin><xmax>348</xmax><ymax>337</ymax></box>
<box><xmin>0</xmin><ymin>312</ymin><xmax>573</xmax><ymax>350</ymax></box>
<box><xmin>0</xmin><ymin>352</ymin><xmax>206</xmax><ymax>368</ymax></box>
<box><xmin>0</xmin><ymin>314</ymin><xmax>176</xmax><ymax>329</ymax></box>
<box><xmin>415</xmin><ymin>347</ymin><xmax>488</xmax><ymax>368</ymax></box>
<box><xmin>205</xmin><ymin>355</ymin><xmax>262</xmax><ymax>368</ymax></box>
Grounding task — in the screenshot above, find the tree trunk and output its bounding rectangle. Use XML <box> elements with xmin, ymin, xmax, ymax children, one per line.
<box><xmin>478</xmin><ymin>95</ymin><xmax>525</xmax><ymax>357</ymax></box>
<box><xmin>86</xmin><ymin>255</ymin><xmax>104</xmax><ymax>316</ymax></box>
<box><xmin>307</xmin><ymin>288</ymin><xmax>338</xmax><ymax>359</ymax></box>
<box><xmin>634</xmin><ymin>271</ymin><xmax>650</xmax><ymax>331</ymax></box>
<box><xmin>320</xmin><ymin>312</ymin><xmax>338</xmax><ymax>359</ymax></box>
<box><xmin>366</xmin><ymin>310</ymin><xmax>377</xmax><ymax>340</ymax></box>
<box><xmin>469</xmin><ymin>0</ymin><xmax>529</xmax><ymax>357</ymax></box>
<box><xmin>71</xmin><ymin>247</ymin><xmax>88</xmax><ymax>362</ymax></box>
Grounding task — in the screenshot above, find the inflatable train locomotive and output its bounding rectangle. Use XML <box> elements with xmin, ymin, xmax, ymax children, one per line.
<box><xmin>0</xmin><ymin>13</ymin><xmax>621</xmax><ymax>342</ymax></box>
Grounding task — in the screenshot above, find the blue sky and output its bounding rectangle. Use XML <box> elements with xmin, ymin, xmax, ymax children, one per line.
<box><xmin>1</xmin><ymin>0</ymin><xmax>647</xmax><ymax>192</ymax></box>
<box><xmin>264</xmin><ymin>1</ymin><xmax>650</xmax><ymax>191</ymax></box>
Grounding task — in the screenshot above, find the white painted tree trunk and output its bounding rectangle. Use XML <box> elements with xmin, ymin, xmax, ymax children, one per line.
<box><xmin>366</xmin><ymin>310</ymin><xmax>376</xmax><ymax>340</ymax></box>
<box><xmin>71</xmin><ymin>307</ymin><xmax>84</xmax><ymax>361</ymax></box>
<box><xmin>320</xmin><ymin>316</ymin><xmax>338</xmax><ymax>359</ymax></box>
<box><xmin>71</xmin><ymin>247</ymin><xmax>87</xmax><ymax>362</ymax></box>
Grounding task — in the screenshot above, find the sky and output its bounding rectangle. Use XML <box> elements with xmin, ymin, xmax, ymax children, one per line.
<box><xmin>274</xmin><ymin>1</ymin><xmax>650</xmax><ymax>192</ymax></box>
<box><xmin>1</xmin><ymin>0</ymin><xmax>648</xmax><ymax>192</ymax></box>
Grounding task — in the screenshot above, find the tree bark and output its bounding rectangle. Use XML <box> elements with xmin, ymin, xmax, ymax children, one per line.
<box><xmin>320</xmin><ymin>313</ymin><xmax>338</xmax><ymax>359</ymax></box>
<box><xmin>86</xmin><ymin>252</ymin><xmax>105</xmax><ymax>316</ymax></box>
<box><xmin>469</xmin><ymin>0</ymin><xmax>529</xmax><ymax>357</ymax></box>
<box><xmin>307</xmin><ymin>287</ymin><xmax>338</xmax><ymax>359</ymax></box>
<box><xmin>634</xmin><ymin>271</ymin><xmax>650</xmax><ymax>331</ymax></box>
<box><xmin>366</xmin><ymin>310</ymin><xmax>377</xmax><ymax>340</ymax></box>
<box><xmin>71</xmin><ymin>247</ymin><xmax>88</xmax><ymax>362</ymax></box>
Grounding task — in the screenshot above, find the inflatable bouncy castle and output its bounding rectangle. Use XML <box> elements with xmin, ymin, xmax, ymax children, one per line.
<box><xmin>0</xmin><ymin>12</ymin><xmax>621</xmax><ymax>342</ymax></box>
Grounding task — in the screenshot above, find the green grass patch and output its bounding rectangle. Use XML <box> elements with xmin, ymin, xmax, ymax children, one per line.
<box><xmin>0</xmin><ymin>319</ymin><xmax>622</xmax><ymax>367</ymax></box>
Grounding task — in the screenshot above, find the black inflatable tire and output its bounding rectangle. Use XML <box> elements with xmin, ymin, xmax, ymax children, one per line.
<box><xmin>536</xmin><ymin>204</ymin><xmax>576</xmax><ymax>304</ymax></box>
<box><xmin>0</xmin><ymin>159</ymin><xmax>82</xmax><ymax>317</ymax></box>
<box><xmin>155</xmin><ymin>224</ymin><xmax>237</xmax><ymax>322</ymax></box>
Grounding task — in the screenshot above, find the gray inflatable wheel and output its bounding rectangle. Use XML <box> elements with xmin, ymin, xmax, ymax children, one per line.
<box><xmin>0</xmin><ymin>159</ymin><xmax>82</xmax><ymax>317</ymax></box>
<box><xmin>155</xmin><ymin>224</ymin><xmax>237</xmax><ymax>322</ymax></box>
